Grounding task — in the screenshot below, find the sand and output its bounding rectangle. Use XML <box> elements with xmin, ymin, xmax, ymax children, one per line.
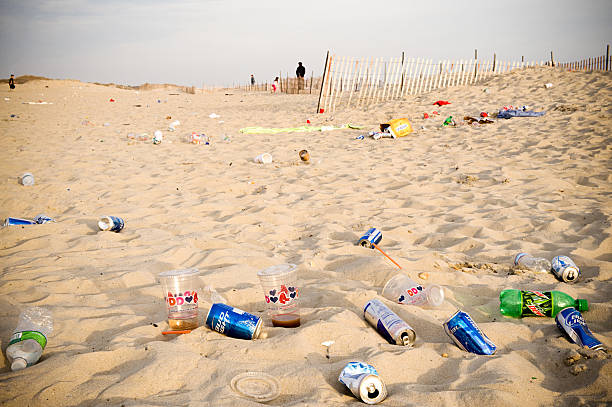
<box><xmin>0</xmin><ymin>67</ymin><xmax>610</xmax><ymax>407</ymax></box>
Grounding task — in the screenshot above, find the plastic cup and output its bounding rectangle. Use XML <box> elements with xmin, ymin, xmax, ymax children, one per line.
<box><xmin>382</xmin><ymin>274</ymin><xmax>444</xmax><ymax>307</ymax></box>
<box><xmin>254</xmin><ymin>153</ymin><xmax>272</xmax><ymax>164</ymax></box>
<box><xmin>257</xmin><ymin>264</ymin><xmax>300</xmax><ymax>327</ymax></box>
<box><xmin>159</xmin><ymin>268</ymin><xmax>200</xmax><ymax>330</ymax></box>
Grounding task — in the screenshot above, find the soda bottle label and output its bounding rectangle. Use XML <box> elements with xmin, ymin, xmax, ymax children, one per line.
<box><xmin>521</xmin><ymin>291</ymin><xmax>552</xmax><ymax>317</ymax></box>
<box><xmin>9</xmin><ymin>330</ymin><xmax>48</xmax><ymax>349</ymax></box>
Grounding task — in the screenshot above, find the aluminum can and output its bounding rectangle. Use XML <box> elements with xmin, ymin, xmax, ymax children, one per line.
<box><xmin>338</xmin><ymin>361</ymin><xmax>387</xmax><ymax>404</ymax></box>
<box><xmin>205</xmin><ymin>303</ymin><xmax>262</xmax><ymax>340</ymax></box>
<box><xmin>98</xmin><ymin>216</ymin><xmax>124</xmax><ymax>232</ymax></box>
<box><xmin>358</xmin><ymin>228</ymin><xmax>382</xmax><ymax>249</ymax></box>
<box><xmin>551</xmin><ymin>255</ymin><xmax>580</xmax><ymax>283</ymax></box>
<box><xmin>3</xmin><ymin>217</ymin><xmax>36</xmax><ymax>226</ymax></box>
<box><xmin>19</xmin><ymin>173</ymin><xmax>34</xmax><ymax>186</ymax></box>
<box><xmin>443</xmin><ymin>310</ymin><xmax>496</xmax><ymax>355</ymax></box>
<box><xmin>363</xmin><ymin>299</ymin><xmax>415</xmax><ymax>346</ymax></box>
<box><xmin>33</xmin><ymin>214</ymin><xmax>54</xmax><ymax>224</ymax></box>
<box><xmin>555</xmin><ymin>307</ymin><xmax>603</xmax><ymax>350</ymax></box>
<box><xmin>153</xmin><ymin>130</ymin><xmax>163</xmax><ymax>144</ymax></box>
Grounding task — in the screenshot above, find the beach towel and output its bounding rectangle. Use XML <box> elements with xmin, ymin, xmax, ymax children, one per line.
<box><xmin>497</xmin><ymin>109</ymin><xmax>546</xmax><ymax>119</ymax></box>
<box><xmin>239</xmin><ymin>124</ymin><xmax>363</xmax><ymax>134</ymax></box>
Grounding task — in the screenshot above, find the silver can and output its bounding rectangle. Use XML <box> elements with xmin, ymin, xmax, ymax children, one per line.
<box><xmin>551</xmin><ymin>255</ymin><xmax>580</xmax><ymax>283</ymax></box>
<box><xmin>364</xmin><ymin>299</ymin><xmax>415</xmax><ymax>346</ymax></box>
<box><xmin>19</xmin><ymin>173</ymin><xmax>34</xmax><ymax>186</ymax></box>
<box><xmin>338</xmin><ymin>361</ymin><xmax>387</xmax><ymax>404</ymax></box>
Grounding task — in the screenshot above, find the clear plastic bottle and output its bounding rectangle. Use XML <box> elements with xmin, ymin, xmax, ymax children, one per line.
<box><xmin>6</xmin><ymin>307</ymin><xmax>53</xmax><ymax>371</ymax></box>
<box><xmin>513</xmin><ymin>253</ymin><xmax>552</xmax><ymax>273</ymax></box>
<box><xmin>382</xmin><ymin>274</ymin><xmax>445</xmax><ymax>307</ymax></box>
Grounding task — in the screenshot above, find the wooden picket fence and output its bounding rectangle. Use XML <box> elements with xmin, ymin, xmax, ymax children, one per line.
<box><xmin>317</xmin><ymin>52</ymin><xmax>546</xmax><ymax>113</ymax></box>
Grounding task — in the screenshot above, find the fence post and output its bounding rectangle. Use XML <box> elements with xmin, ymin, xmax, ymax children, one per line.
<box><xmin>550</xmin><ymin>51</ymin><xmax>555</xmax><ymax>67</ymax></box>
<box><xmin>606</xmin><ymin>44</ymin><xmax>610</xmax><ymax>71</ymax></box>
<box><xmin>400</xmin><ymin>51</ymin><xmax>405</xmax><ymax>93</ymax></box>
<box><xmin>316</xmin><ymin>51</ymin><xmax>330</xmax><ymax>113</ymax></box>
<box><xmin>492</xmin><ymin>53</ymin><xmax>496</xmax><ymax>72</ymax></box>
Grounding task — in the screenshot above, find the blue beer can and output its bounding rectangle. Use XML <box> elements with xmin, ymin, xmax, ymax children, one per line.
<box><xmin>358</xmin><ymin>228</ymin><xmax>383</xmax><ymax>249</ymax></box>
<box><xmin>443</xmin><ymin>310</ymin><xmax>496</xmax><ymax>355</ymax></box>
<box><xmin>98</xmin><ymin>216</ymin><xmax>124</xmax><ymax>232</ymax></box>
<box><xmin>555</xmin><ymin>307</ymin><xmax>603</xmax><ymax>350</ymax></box>
<box><xmin>205</xmin><ymin>303</ymin><xmax>262</xmax><ymax>340</ymax></box>
<box><xmin>33</xmin><ymin>214</ymin><xmax>55</xmax><ymax>224</ymax></box>
<box><xmin>551</xmin><ymin>255</ymin><xmax>580</xmax><ymax>283</ymax></box>
<box><xmin>3</xmin><ymin>217</ymin><xmax>36</xmax><ymax>226</ymax></box>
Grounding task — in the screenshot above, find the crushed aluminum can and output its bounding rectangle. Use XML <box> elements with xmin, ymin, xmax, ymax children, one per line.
<box><xmin>205</xmin><ymin>303</ymin><xmax>262</xmax><ymax>340</ymax></box>
<box><xmin>358</xmin><ymin>228</ymin><xmax>382</xmax><ymax>249</ymax></box>
<box><xmin>33</xmin><ymin>214</ymin><xmax>54</xmax><ymax>224</ymax></box>
<box><xmin>338</xmin><ymin>361</ymin><xmax>387</xmax><ymax>404</ymax></box>
<box><xmin>364</xmin><ymin>299</ymin><xmax>415</xmax><ymax>346</ymax></box>
<box><xmin>355</xmin><ymin>135</ymin><xmax>365</xmax><ymax>140</ymax></box>
<box><xmin>555</xmin><ymin>307</ymin><xmax>603</xmax><ymax>350</ymax></box>
<box><xmin>98</xmin><ymin>216</ymin><xmax>124</xmax><ymax>232</ymax></box>
<box><xmin>551</xmin><ymin>255</ymin><xmax>580</xmax><ymax>283</ymax></box>
<box><xmin>19</xmin><ymin>173</ymin><xmax>34</xmax><ymax>186</ymax></box>
<box><xmin>443</xmin><ymin>310</ymin><xmax>496</xmax><ymax>355</ymax></box>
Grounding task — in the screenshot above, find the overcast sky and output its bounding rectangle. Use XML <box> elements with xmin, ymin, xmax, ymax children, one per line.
<box><xmin>0</xmin><ymin>0</ymin><xmax>610</xmax><ymax>87</ymax></box>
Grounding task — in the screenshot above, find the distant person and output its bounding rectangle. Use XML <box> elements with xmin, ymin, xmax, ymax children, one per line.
<box><xmin>296</xmin><ymin>62</ymin><xmax>305</xmax><ymax>90</ymax></box>
<box><xmin>8</xmin><ymin>74</ymin><xmax>15</xmax><ymax>90</ymax></box>
<box><xmin>272</xmin><ymin>77</ymin><xmax>279</xmax><ymax>93</ymax></box>
<box><xmin>250</xmin><ymin>74</ymin><xmax>255</xmax><ymax>86</ymax></box>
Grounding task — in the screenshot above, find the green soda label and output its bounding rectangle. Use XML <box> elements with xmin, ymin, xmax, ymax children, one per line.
<box><xmin>521</xmin><ymin>291</ymin><xmax>552</xmax><ymax>317</ymax></box>
<box><xmin>9</xmin><ymin>331</ymin><xmax>47</xmax><ymax>349</ymax></box>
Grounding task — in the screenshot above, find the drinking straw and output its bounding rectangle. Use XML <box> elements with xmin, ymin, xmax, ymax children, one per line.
<box><xmin>162</xmin><ymin>330</ymin><xmax>192</xmax><ymax>335</ymax></box>
<box><xmin>371</xmin><ymin>242</ymin><xmax>403</xmax><ymax>270</ymax></box>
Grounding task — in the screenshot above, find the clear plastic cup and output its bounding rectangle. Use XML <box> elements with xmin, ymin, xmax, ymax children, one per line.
<box><xmin>158</xmin><ymin>268</ymin><xmax>200</xmax><ymax>330</ymax></box>
<box><xmin>382</xmin><ymin>274</ymin><xmax>444</xmax><ymax>307</ymax></box>
<box><xmin>257</xmin><ymin>264</ymin><xmax>300</xmax><ymax>327</ymax></box>
<box><xmin>254</xmin><ymin>153</ymin><xmax>272</xmax><ymax>164</ymax></box>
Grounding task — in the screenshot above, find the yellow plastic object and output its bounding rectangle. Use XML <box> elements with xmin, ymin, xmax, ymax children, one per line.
<box><xmin>381</xmin><ymin>118</ymin><xmax>413</xmax><ymax>137</ymax></box>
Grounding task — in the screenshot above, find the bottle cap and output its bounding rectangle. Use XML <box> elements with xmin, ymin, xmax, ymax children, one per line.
<box><xmin>11</xmin><ymin>357</ymin><xmax>27</xmax><ymax>371</ymax></box>
<box><xmin>576</xmin><ymin>299</ymin><xmax>588</xmax><ymax>312</ymax></box>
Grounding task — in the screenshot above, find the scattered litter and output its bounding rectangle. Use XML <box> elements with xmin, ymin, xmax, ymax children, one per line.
<box><xmin>209</xmin><ymin>113</ymin><xmax>220</xmax><ymax>119</ymax></box>
<box><xmin>464</xmin><ymin>116</ymin><xmax>494</xmax><ymax>125</ymax></box>
<box><xmin>23</xmin><ymin>101</ymin><xmax>53</xmax><ymax>105</ymax></box>
<box><xmin>480</xmin><ymin>112</ymin><xmax>488</xmax><ymax>117</ymax></box>
<box><xmin>188</xmin><ymin>132</ymin><xmax>209</xmax><ymax>145</ymax></box>
<box><xmin>4</xmin><ymin>98</ymin><xmax>9</xmax><ymax>101</ymax></box>
<box><xmin>433</xmin><ymin>100</ymin><xmax>451</xmax><ymax>106</ymax></box>
<box><xmin>423</xmin><ymin>113</ymin><xmax>429</xmax><ymax>119</ymax></box>
<box><xmin>254</xmin><ymin>153</ymin><xmax>272</xmax><ymax>164</ymax></box>
<box><xmin>544</xmin><ymin>83</ymin><xmax>553</xmax><ymax>88</ymax></box>
<box><xmin>442</xmin><ymin>116</ymin><xmax>456</xmax><ymax>126</ymax></box>
<box><xmin>355</xmin><ymin>135</ymin><xmax>365</xmax><ymax>140</ymax></box>
<box><xmin>230</xmin><ymin>372</ymin><xmax>280</xmax><ymax>403</ymax></box>
<box><xmin>418</xmin><ymin>272</ymin><xmax>429</xmax><ymax>280</ymax></box>
<box><xmin>109</xmin><ymin>98</ymin><xmax>115</xmax><ymax>102</ymax></box>
<box><xmin>497</xmin><ymin>109</ymin><xmax>545</xmax><ymax>119</ymax></box>
<box><xmin>18</xmin><ymin>172</ymin><xmax>34</xmax><ymax>186</ymax></box>
<box><xmin>380</xmin><ymin>118</ymin><xmax>412</xmax><ymax>137</ymax></box>
<box><xmin>166</xmin><ymin>116</ymin><xmax>172</xmax><ymax>120</ymax></box>
<box><xmin>299</xmin><ymin>150</ymin><xmax>310</xmax><ymax>162</ymax></box>
<box><xmin>98</xmin><ymin>216</ymin><xmax>125</xmax><ymax>232</ymax></box>
<box><xmin>3</xmin><ymin>215</ymin><xmax>54</xmax><ymax>227</ymax></box>
<box><xmin>103</xmin><ymin>122</ymin><xmax>110</xmax><ymax>127</ymax></box>
<box><xmin>339</xmin><ymin>362</ymin><xmax>387</xmax><ymax>404</ymax></box>
<box><xmin>9</xmin><ymin>114</ymin><xmax>18</xmax><ymax>118</ymax></box>
<box><xmin>153</xmin><ymin>130</ymin><xmax>163</xmax><ymax>145</ymax></box>
<box><xmin>127</xmin><ymin>133</ymin><xmax>150</xmax><ymax>141</ymax></box>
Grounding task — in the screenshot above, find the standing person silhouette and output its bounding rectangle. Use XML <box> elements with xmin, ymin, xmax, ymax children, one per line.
<box><xmin>8</xmin><ymin>74</ymin><xmax>15</xmax><ymax>90</ymax></box>
<box><xmin>272</xmin><ymin>77</ymin><xmax>279</xmax><ymax>93</ymax></box>
<box><xmin>296</xmin><ymin>62</ymin><xmax>305</xmax><ymax>91</ymax></box>
<box><xmin>250</xmin><ymin>74</ymin><xmax>255</xmax><ymax>86</ymax></box>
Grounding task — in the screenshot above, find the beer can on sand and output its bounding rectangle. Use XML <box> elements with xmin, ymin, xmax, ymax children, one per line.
<box><xmin>443</xmin><ymin>310</ymin><xmax>496</xmax><ymax>355</ymax></box>
<box><xmin>338</xmin><ymin>361</ymin><xmax>387</xmax><ymax>404</ymax></box>
<box><xmin>33</xmin><ymin>214</ymin><xmax>54</xmax><ymax>224</ymax></box>
<box><xmin>205</xmin><ymin>303</ymin><xmax>262</xmax><ymax>340</ymax></box>
<box><xmin>19</xmin><ymin>173</ymin><xmax>34</xmax><ymax>186</ymax></box>
<box><xmin>3</xmin><ymin>217</ymin><xmax>36</xmax><ymax>226</ymax></box>
<box><xmin>98</xmin><ymin>216</ymin><xmax>124</xmax><ymax>232</ymax></box>
<box><xmin>363</xmin><ymin>299</ymin><xmax>415</xmax><ymax>346</ymax></box>
<box><xmin>358</xmin><ymin>228</ymin><xmax>382</xmax><ymax>249</ymax></box>
<box><xmin>555</xmin><ymin>307</ymin><xmax>603</xmax><ymax>350</ymax></box>
<box><xmin>551</xmin><ymin>255</ymin><xmax>580</xmax><ymax>283</ymax></box>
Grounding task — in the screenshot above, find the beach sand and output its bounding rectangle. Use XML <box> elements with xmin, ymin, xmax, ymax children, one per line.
<box><xmin>0</xmin><ymin>67</ymin><xmax>610</xmax><ymax>406</ymax></box>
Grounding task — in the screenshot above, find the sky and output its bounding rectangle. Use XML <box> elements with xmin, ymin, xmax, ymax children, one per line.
<box><xmin>0</xmin><ymin>0</ymin><xmax>610</xmax><ymax>87</ymax></box>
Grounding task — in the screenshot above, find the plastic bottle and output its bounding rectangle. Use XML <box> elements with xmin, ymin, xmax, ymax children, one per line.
<box><xmin>513</xmin><ymin>253</ymin><xmax>551</xmax><ymax>273</ymax></box>
<box><xmin>6</xmin><ymin>307</ymin><xmax>53</xmax><ymax>371</ymax></box>
<box><xmin>382</xmin><ymin>274</ymin><xmax>445</xmax><ymax>307</ymax></box>
<box><xmin>499</xmin><ymin>289</ymin><xmax>588</xmax><ymax>318</ymax></box>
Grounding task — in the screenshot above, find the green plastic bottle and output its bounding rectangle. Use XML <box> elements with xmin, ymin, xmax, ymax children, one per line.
<box><xmin>499</xmin><ymin>289</ymin><xmax>588</xmax><ymax>318</ymax></box>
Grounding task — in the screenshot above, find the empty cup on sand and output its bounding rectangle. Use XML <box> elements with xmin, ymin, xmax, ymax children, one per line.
<box><xmin>159</xmin><ymin>268</ymin><xmax>200</xmax><ymax>330</ymax></box>
<box><xmin>382</xmin><ymin>274</ymin><xmax>444</xmax><ymax>307</ymax></box>
<box><xmin>19</xmin><ymin>173</ymin><xmax>34</xmax><ymax>186</ymax></box>
<box><xmin>257</xmin><ymin>264</ymin><xmax>300</xmax><ymax>327</ymax></box>
<box><xmin>254</xmin><ymin>153</ymin><xmax>272</xmax><ymax>164</ymax></box>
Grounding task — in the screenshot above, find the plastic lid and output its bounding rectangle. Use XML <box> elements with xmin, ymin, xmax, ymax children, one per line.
<box><xmin>426</xmin><ymin>285</ymin><xmax>445</xmax><ymax>306</ymax></box>
<box><xmin>257</xmin><ymin>264</ymin><xmax>297</xmax><ymax>278</ymax></box>
<box><xmin>230</xmin><ymin>372</ymin><xmax>280</xmax><ymax>402</ymax></box>
<box><xmin>158</xmin><ymin>268</ymin><xmax>199</xmax><ymax>278</ymax></box>
<box><xmin>11</xmin><ymin>358</ymin><xmax>27</xmax><ymax>371</ymax></box>
<box><xmin>576</xmin><ymin>299</ymin><xmax>588</xmax><ymax>312</ymax></box>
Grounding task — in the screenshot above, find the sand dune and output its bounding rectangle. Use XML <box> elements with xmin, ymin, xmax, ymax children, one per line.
<box><xmin>0</xmin><ymin>67</ymin><xmax>610</xmax><ymax>406</ymax></box>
